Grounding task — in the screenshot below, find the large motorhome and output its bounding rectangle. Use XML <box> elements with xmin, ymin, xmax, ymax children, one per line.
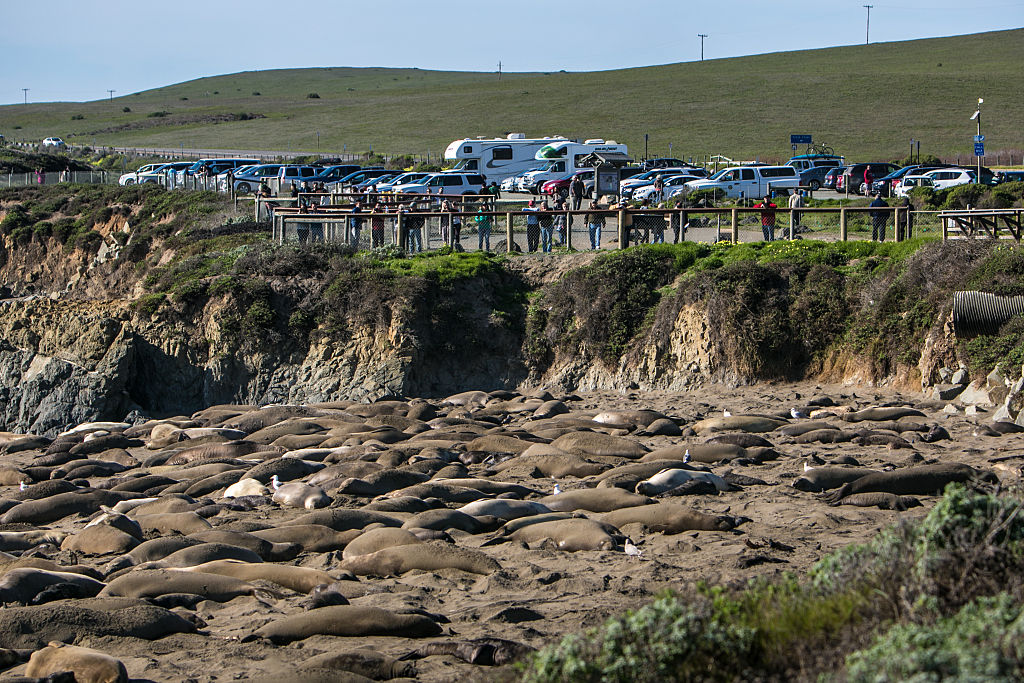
<box><xmin>444</xmin><ymin>134</ymin><xmax>568</xmax><ymax>184</ymax></box>
<box><xmin>517</xmin><ymin>139</ymin><xmax>630</xmax><ymax>193</ymax></box>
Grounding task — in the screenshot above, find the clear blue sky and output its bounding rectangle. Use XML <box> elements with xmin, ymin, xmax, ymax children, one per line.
<box><xmin>4</xmin><ymin>0</ymin><xmax>1022</xmax><ymax>105</ymax></box>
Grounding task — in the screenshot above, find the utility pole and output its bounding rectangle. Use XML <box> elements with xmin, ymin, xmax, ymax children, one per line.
<box><xmin>107</xmin><ymin>89</ymin><xmax>115</xmax><ymax>101</ymax></box>
<box><xmin>972</xmin><ymin>98</ymin><xmax>983</xmax><ymax>183</ymax></box>
<box><xmin>22</xmin><ymin>88</ymin><xmax>28</xmax><ymax>104</ymax></box>
<box><xmin>863</xmin><ymin>5</ymin><xmax>873</xmax><ymax>44</ymax></box>
<box><xmin>697</xmin><ymin>34</ymin><xmax>708</xmax><ymax>61</ymax></box>
<box><xmin>497</xmin><ymin>61</ymin><xmax>502</xmax><ymax>80</ymax></box>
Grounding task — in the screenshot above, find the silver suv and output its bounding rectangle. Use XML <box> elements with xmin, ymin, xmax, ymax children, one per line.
<box><xmin>392</xmin><ymin>172</ymin><xmax>487</xmax><ymax>195</ymax></box>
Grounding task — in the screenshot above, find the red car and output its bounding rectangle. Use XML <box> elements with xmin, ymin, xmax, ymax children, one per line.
<box><xmin>541</xmin><ymin>170</ymin><xmax>593</xmax><ymax>199</ymax></box>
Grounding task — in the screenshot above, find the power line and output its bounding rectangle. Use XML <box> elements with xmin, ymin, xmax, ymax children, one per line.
<box><xmin>697</xmin><ymin>34</ymin><xmax>709</xmax><ymax>61</ymax></box>
<box><xmin>107</xmin><ymin>89</ymin><xmax>116</xmax><ymax>101</ymax></box>
<box><xmin>21</xmin><ymin>88</ymin><xmax>28</xmax><ymax>105</ymax></box>
<box><xmin>863</xmin><ymin>5</ymin><xmax>873</xmax><ymax>44</ymax></box>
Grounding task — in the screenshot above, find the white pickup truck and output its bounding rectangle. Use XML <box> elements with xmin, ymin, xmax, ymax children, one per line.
<box><xmin>685</xmin><ymin>165</ymin><xmax>800</xmax><ymax>198</ymax></box>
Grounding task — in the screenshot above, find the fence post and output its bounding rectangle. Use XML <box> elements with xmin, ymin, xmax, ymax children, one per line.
<box><xmin>506</xmin><ymin>212</ymin><xmax>513</xmax><ymax>253</ymax></box>
<box><xmin>840</xmin><ymin>208</ymin><xmax>848</xmax><ymax>241</ymax></box>
<box><xmin>565</xmin><ymin>209</ymin><xmax>572</xmax><ymax>250</ymax></box>
<box><xmin>730</xmin><ymin>208</ymin><xmax>739</xmax><ymax>242</ymax></box>
<box><xmin>942</xmin><ymin>215</ymin><xmax>948</xmax><ymax>241</ymax></box>
<box><xmin>398</xmin><ymin>212</ymin><xmax>408</xmax><ymax>251</ymax></box>
<box><xmin>894</xmin><ymin>207</ymin><xmax>901</xmax><ymax>242</ymax></box>
<box><xmin>617</xmin><ymin>209</ymin><xmax>627</xmax><ymax>249</ymax></box>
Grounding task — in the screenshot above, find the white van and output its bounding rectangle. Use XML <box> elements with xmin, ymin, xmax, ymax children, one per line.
<box><xmin>685</xmin><ymin>165</ymin><xmax>799</xmax><ymax>199</ymax></box>
<box><xmin>517</xmin><ymin>139</ymin><xmax>630</xmax><ymax>193</ymax></box>
<box><xmin>444</xmin><ymin>133</ymin><xmax>568</xmax><ymax>184</ymax></box>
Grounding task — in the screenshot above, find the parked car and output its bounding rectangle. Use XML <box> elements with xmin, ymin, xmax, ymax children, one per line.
<box><xmin>377</xmin><ymin>172</ymin><xmax>431</xmax><ymax>192</ymax></box>
<box><xmin>42</xmin><ymin>137</ymin><xmax>65</xmax><ymax>148</ymax></box>
<box><xmin>870</xmin><ymin>165</ymin><xmax>943</xmax><ymax>197</ymax></box>
<box><xmin>786</xmin><ymin>154</ymin><xmax>844</xmax><ymax>190</ymax></box>
<box><xmin>392</xmin><ymin>171</ymin><xmax>487</xmax><ymax>196</ymax></box>
<box><xmin>307</xmin><ymin>165</ymin><xmax>362</xmax><ymax>186</ymax></box>
<box><xmin>277</xmin><ymin>165</ymin><xmax>320</xmax><ymax>191</ymax></box>
<box><xmin>686</xmin><ymin>165</ymin><xmax>800</xmax><ymax>198</ymax></box>
<box><xmin>641</xmin><ymin>157</ymin><xmax>687</xmax><ymax>170</ymax></box>
<box><xmin>228</xmin><ymin>164</ymin><xmax>284</xmax><ymax>194</ymax></box>
<box><xmin>334</xmin><ymin>168</ymin><xmax>394</xmax><ymax>189</ymax></box>
<box><xmin>918</xmin><ymin>168</ymin><xmax>977</xmax><ymax>191</ymax></box>
<box><xmin>118</xmin><ymin>163</ymin><xmax>164</xmax><ymax>186</ymax></box>
<box><xmin>137</xmin><ymin>162</ymin><xmax>193</xmax><ymax>185</ymax></box>
<box><xmin>620</xmin><ymin>168</ymin><xmax>694</xmax><ymax>199</ymax></box>
<box><xmin>894</xmin><ymin>175</ymin><xmax>934</xmax><ymax>197</ymax></box>
<box><xmin>839</xmin><ymin>163</ymin><xmax>900</xmax><ymax>195</ymax></box>
<box><xmin>353</xmin><ymin>173</ymin><xmax>405</xmax><ymax>192</ymax></box>
<box><xmin>539</xmin><ymin>174</ymin><xmax>576</xmax><ymax>198</ymax></box>
<box><xmin>822</xmin><ymin>166</ymin><xmax>846</xmax><ymax>190</ymax></box>
<box><xmin>996</xmin><ymin>170</ymin><xmax>1024</xmax><ymax>183</ymax></box>
<box><xmin>634</xmin><ymin>174</ymin><xmax>703</xmax><ymax>202</ymax></box>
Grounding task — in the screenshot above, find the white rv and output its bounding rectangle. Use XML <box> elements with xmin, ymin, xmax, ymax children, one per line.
<box><xmin>517</xmin><ymin>139</ymin><xmax>629</xmax><ymax>193</ymax></box>
<box><xmin>444</xmin><ymin>134</ymin><xmax>567</xmax><ymax>184</ymax></box>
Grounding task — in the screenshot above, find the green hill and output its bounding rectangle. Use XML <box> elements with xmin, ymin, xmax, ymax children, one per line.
<box><xmin>2</xmin><ymin>29</ymin><xmax>1022</xmax><ymax>163</ymax></box>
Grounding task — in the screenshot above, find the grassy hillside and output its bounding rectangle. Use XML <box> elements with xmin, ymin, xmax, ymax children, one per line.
<box><xmin>1</xmin><ymin>29</ymin><xmax>1022</xmax><ymax>162</ymax></box>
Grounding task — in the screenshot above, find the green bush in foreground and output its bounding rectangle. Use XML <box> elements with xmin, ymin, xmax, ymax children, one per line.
<box><xmin>521</xmin><ymin>484</ymin><xmax>1024</xmax><ymax>682</ymax></box>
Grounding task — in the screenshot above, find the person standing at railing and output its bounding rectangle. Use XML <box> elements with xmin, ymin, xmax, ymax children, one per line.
<box><xmin>570</xmin><ymin>174</ymin><xmax>585</xmax><ymax>211</ymax></box>
<box><xmin>756</xmin><ymin>195</ymin><xmax>777</xmax><ymax>241</ymax></box>
<box><xmin>788</xmin><ymin>190</ymin><xmax>804</xmax><ymax>235</ymax></box>
<box><xmin>407</xmin><ymin>203</ymin><xmax>424</xmax><ymax>253</ymax></box>
<box><xmin>474</xmin><ymin>207</ymin><xmax>492</xmax><ymax>251</ymax></box>
<box><xmin>870</xmin><ymin>193</ymin><xmax>888</xmax><ymax>242</ymax></box>
<box><xmin>553</xmin><ymin>198</ymin><xmax>567</xmax><ymax>247</ymax></box>
<box><xmin>896</xmin><ymin>196</ymin><xmax>912</xmax><ymax>241</ymax></box>
<box><xmin>36</xmin><ymin>168</ymin><xmax>45</xmax><ymax>185</ymax></box>
<box><xmin>524</xmin><ymin>199</ymin><xmax>540</xmax><ymax>252</ymax></box>
<box><xmin>586</xmin><ymin>201</ymin><xmax>602</xmax><ymax>250</ymax></box>
<box><xmin>487</xmin><ymin>181</ymin><xmax>500</xmax><ymax>199</ymax></box>
<box><xmin>349</xmin><ymin>201</ymin><xmax>364</xmax><ymax>248</ymax></box>
<box><xmin>539</xmin><ymin>202</ymin><xmax>554</xmax><ymax>253</ymax></box>
<box><xmin>371</xmin><ymin>201</ymin><xmax>386</xmax><ymax>248</ymax></box>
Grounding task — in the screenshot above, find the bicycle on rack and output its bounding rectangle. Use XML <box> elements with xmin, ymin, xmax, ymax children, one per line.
<box><xmin>805</xmin><ymin>142</ymin><xmax>835</xmax><ymax>157</ymax></box>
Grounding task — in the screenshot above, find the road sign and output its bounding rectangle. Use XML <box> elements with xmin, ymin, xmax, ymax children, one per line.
<box><xmin>790</xmin><ymin>134</ymin><xmax>812</xmax><ymax>145</ymax></box>
<box><xmin>973</xmin><ymin>134</ymin><xmax>985</xmax><ymax>143</ymax></box>
<box><xmin>974</xmin><ymin>143</ymin><xmax>985</xmax><ymax>156</ymax></box>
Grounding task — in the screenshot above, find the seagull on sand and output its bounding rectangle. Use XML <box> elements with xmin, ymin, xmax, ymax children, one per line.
<box><xmin>552</xmin><ymin>482</ymin><xmax>562</xmax><ymax>495</ymax></box>
<box><xmin>624</xmin><ymin>539</ymin><xmax>643</xmax><ymax>558</ymax></box>
<box><xmin>723</xmin><ymin>409</ymin><xmax>732</xmax><ymax>418</ymax></box>
<box><xmin>270</xmin><ymin>475</ymin><xmax>281</xmax><ymax>491</ymax></box>
<box><xmin>791</xmin><ymin>407</ymin><xmax>809</xmax><ymax>419</ymax></box>
<box><xmin>18</xmin><ymin>481</ymin><xmax>26</xmax><ymax>492</ymax></box>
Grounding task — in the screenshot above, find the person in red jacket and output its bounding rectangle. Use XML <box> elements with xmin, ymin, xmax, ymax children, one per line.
<box><xmin>756</xmin><ymin>195</ymin><xmax>777</xmax><ymax>241</ymax></box>
<box><xmin>862</xmin><ymin>167</ymin><xmax>873</xmax><ymax>195</ymax></box>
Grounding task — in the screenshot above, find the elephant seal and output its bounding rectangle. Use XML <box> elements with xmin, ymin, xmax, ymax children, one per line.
<box><xmin>792</xmin><ymin>429</ymin><xmax>854</xmax><ymax>444</ymax></box>
<box><xmin>251</xmin><ymin>525</ymin><xmax>360</xmax><ymax>553</ymax></box>
<box><xmin>0</xmin><ymin>530</ymin><xmax>68</xmax><ymax>552</ymax></box>
<box><xmin>303</xmin><ymin>582</ymin><xmax>352</xmax><ymax>610</ymax></box>
<box><xmin>340</xmin><ymin>541</ymin><xmax>501</xmax><ymax>576</ymax></box>
<box><xmin>253</xmin><ymin>605</ymin><xmax>441</xmax><ymax>644</ymax></box>
<box><xmin>823</xmin><ymin>463</ymin><xmax>989</xmax><ymax>504</ymax></box>
<box><xmin>0</xmin><ymin>603</ymin><xmax>195</xmax><ymax>649</ymax></box>
<box><xmin>300</xmin><ymin>650</ymin><xmax>415</xmax><ymax>679</ymax></box>
<box><xmin>26</xmin><ymin>642</ymin><xmax>127</xmax><ymax>683</ymax></box>
<box><xmin>187</xmin><ymin>530</ymin><xmax>299</xmax><ymax>562</ymax></box>
<box><xmin>100</xmin><ymin>568</ymin><xmax>274</xmax><ymax>601</ymax></box>
<box><xmin>792</xmin><ymin>467</ymin><xmax>880</xmax><ymax>492</ymax></box>
<box><xmin>133</xmin><ymin>512</ymin><xmax>212</xmax><ymax>535</ymax></box>
<box><xmin>456</xmin><ymin>499</ymin><xmax>551</xmax><ymax>520</ymax></box>
<box><xmin>539</xmin><ymin>488</ymin><xmax>653</xmax><ymax>513</ymax></box>
<box><xmin>705</xmin><ymin>433</ymin><xmax>774</xmax><ymax>448</ymax></box>
<box><xmin>834</xmin><ymin>493</ymin><xmax>922</xmax><ymax>510</ymax></box>
<box><xmin>466</xmin><ymin>434</ymin><xmax>536</xmax><ymax>455</ymax></box>
<box><xmin>342</xmin><ymin>527</ymin><xmax>422</xmax><ymax>561</ymax></box>
<box><xmin>180</xmin><ymin>559</ymin><xmax>337</xmax><ymax>593</ymax></box>
<box><xmin>777</xmin><ymin>421</ymin><xmax>839</xmax><ymax>437</ymax></box>
<box><xmin>600</xmin><ymin>503</ymin><xmax>737</xmax><ymax>534</ymax></box>
<box><xmin>282</xmin><ymin>509</ymin><xmax>401</xmax><ymax>532</ymax></box>
<box><xmin>592</xmin><ymin>410</ymin><xmax>667</xmax><ymax>428</ymax></box>
<box><xmin>841</xmin><ymin>407</ymin><xmax>926</xmax><ymax>422</ymax></box>
<box><xmin>635</xmin><ymin>469</ymin><xmax>730</xmax><ymax>495</ymax></box>
<box><xmin>506</xmin><ymin>518</ymin><xmax>617</xmax><ymax>551</ymax></box>
<box><xmin>641</xmin><ymin>443</ymin><xmax>746</xmax><ymax>464</ymax></box>
<box><xmin>61</xmin><ymin>525</ymin><xmax>139</xmax><ymax>556</ymax></box>
<box><xmin>550</xmin><ymin>432</ymin><xmax>648</xmax><ymax>459</ymax></box>
<box><xmin>332</xmin><ymin>470</ymin><xmax>429</xmax><ymax>497</ymax></box>
<box><xmin>223</xmin><ymin>478</ymin><xmax>269</xmax><ymax>498</ymax></box>
<box><xmin>691</xmin><ymin>415</ymin><xmax>787</xmax><ymax>434</ymax></box>
<box><xmin>493</xmin><ymin>448</ymin><xmax>608</xmax><ymax>478</ymax></box>
<box><xmin>272</xmin><ymin>482</ymin><xmax>330</xmax><ymax>509</ymax></box>
<box><xmin>853</xmin><ymin>434</ymin><xmax>914</xmax><ymax>449</ymax></box>
<box><xmin>0</xmin><ymin>568</ymin><xmax>105</xmax><ymax>604</ymax></box>
<box><xmin>146</xmin><ymin>542</ymin><xmax>263</xmax><ymax>568</ymax></box>
<box><xmin>1</xmin><ymin>490</ymin><xmax>139</xmax><ymax>525</ymax></box>
<box><xmin>402</xmin><ymin>638</ymin><xmax>535</xmax><ymax>666</ymax></box>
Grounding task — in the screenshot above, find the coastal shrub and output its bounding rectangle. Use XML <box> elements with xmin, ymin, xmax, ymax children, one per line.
<box><xmin>940</xmin><ymin>183</ymin><xmax>987</xmax><ymax>210</ymax></box>
<box><xmin>134</xmin><ymin>293</ymin><xmax>165</xmax><ymax>316</ymax></box>
<box><xmin>306</xmin><ymin>92</ymin><xmax>320</xmax><ymax>99</ymax></box>
<box><xmin>845</xmin><ymin>594</ymin><xmax>1024</xmax><ymax>682</ymax></box>
<box><xmin>962</xmin><ymin>316</ymin><xmax>1024</xmax><ymax>376</ymax></box>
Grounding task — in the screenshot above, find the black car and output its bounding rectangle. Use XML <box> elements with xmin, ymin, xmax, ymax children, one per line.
<box><xmin>840</xmin><ymin>163</ymin><xmax>900</xmax><ymax>195</ymax></box>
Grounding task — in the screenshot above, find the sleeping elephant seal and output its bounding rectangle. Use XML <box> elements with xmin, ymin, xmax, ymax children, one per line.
<box><xmin>26</xmin><ymin>642</ymin><xmax>127</xmax><ymax>683</ymax></box>
<box><xmin>691</xmin><ymin>415</ymin><xmax>787</xmax><ymax>434</ymax></box>
<box><xmin>253</xmin><ymin>605</ymin><xmax>442</xmax><ymax>644</ymax></box>
<box><xmin>251</xmin><ymin>525</ymin><xmax>360</xmax><ymax>553</ymax></box>
<box><xmin>99</xmin><ymin>568</ymin><xmax>275</xmax><ymax>601</ymax></box>
<box><xmin>600</xmin><ymin>503</ymin><xmax>737</xmax><ymax>534</ymax></box>
<box><xmin>635</xmin><ymin>469</ymin><xmax>731</xmax><ymax>495</ymax></box>
<box><xmin>792</xmin><ymin>467</ymin><xmax>880</xmax><ymax>493</ymax></box>
<box><xmin>179</xmin><ymin>560</ymin><xmax>337</xmax><ymax>593</ymax></box>
<box><xmin>341</xmin><ymin>527</ymin><xmax>422</xmax><ymax>561</ymax></box>
<box><xmin>300</xmin><ymin>650</ymin><xmax>416</xmax><ymax>679</ymax></box>
<box><xmin>538</xmin><ymin>488</ymin><xmax>653</xmax><ymax>513</ymax></box>
<box><xmin>340</xmin><ymin>541</ymin><xmax>501</xmax><ymax>576</ymax></box>
<box><xmin>0</xmin><ymin>568</ymin><xmax>105</xmax><ymax>604</ymax></box>
<box><xmin>823</xmin><ymin>463</ymin><xmax>989</xmax><ymax>504</ymax></box>
<box><xmin>550</xmin><ymin>432</ymin><xmax>648</xmax><ymax>459</ymax></box>
<box><xmin>506</xmin><ymin>518</ymin><xmax>617</xmax><ymax>552</ymax></box>
<box><xmin>272</xmin><ymin>482</ymin><xmax>330</xmax><ymax>510</ymax></box>
<box><xmin>833</xmin><ymin>492</ymin><xmax>922</xmax><ymax>510</ymax></box>
<box><xmin>841</xmin><ymin>406</ymin><xmax>926</xmax><ymax>422</ymax></box>
<box><xmin>641</xmin><ymin>443</ymin><xmax>746</xmax><ymax>464</ymax></box>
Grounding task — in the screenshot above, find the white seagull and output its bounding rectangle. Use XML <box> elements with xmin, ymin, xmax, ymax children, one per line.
<box><xmin>723</xmin><ymin>409</ymin><xmax>732</xmax><ymax>418</ymax></box>
<box><xmin>682</xmin><ymin>449</ymin><xmax>691</xmax><ymax>464</ymax></box>
<box><xmin>270</xmin><ymin>475</ymin><xmax>281</xmax><ymax>491</ymax></box>
<box><xmin>624</xmin><ymin>539</ymin><xmax>643</xmax><ymax>558</ymax></box>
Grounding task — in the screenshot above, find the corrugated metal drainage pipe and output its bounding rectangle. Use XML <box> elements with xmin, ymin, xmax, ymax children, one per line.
<box><xmin>952</xmin><ymin>291</ymin><xmax>1024</xmax><ymax>334</ymax></box>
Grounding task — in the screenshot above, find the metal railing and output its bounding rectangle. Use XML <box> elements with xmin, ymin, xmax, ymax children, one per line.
<box><xmin>265</xmin><ymin>205</ymin><xmax>923</xmax><ymax>252</ymax></box>
<box><xmin>0</xmin><ymin>170</ymin><xmax>115</xmax><ymax>188</ymax></box>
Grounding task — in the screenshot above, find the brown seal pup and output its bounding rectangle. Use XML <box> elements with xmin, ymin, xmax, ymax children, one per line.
<box><xmin>26</xmin><ymin>642</ymin><xmax>128</xmax><ymax>683</ymax></box>
<box><xmin>253</xmin><ymin>605</ymin><xmax>441</xmax><ymax>644</ymax></box>
<box><xmin>833</xmin><ymin>493</ymin><xmax>922</xmax><ymax>510</ymax></box>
